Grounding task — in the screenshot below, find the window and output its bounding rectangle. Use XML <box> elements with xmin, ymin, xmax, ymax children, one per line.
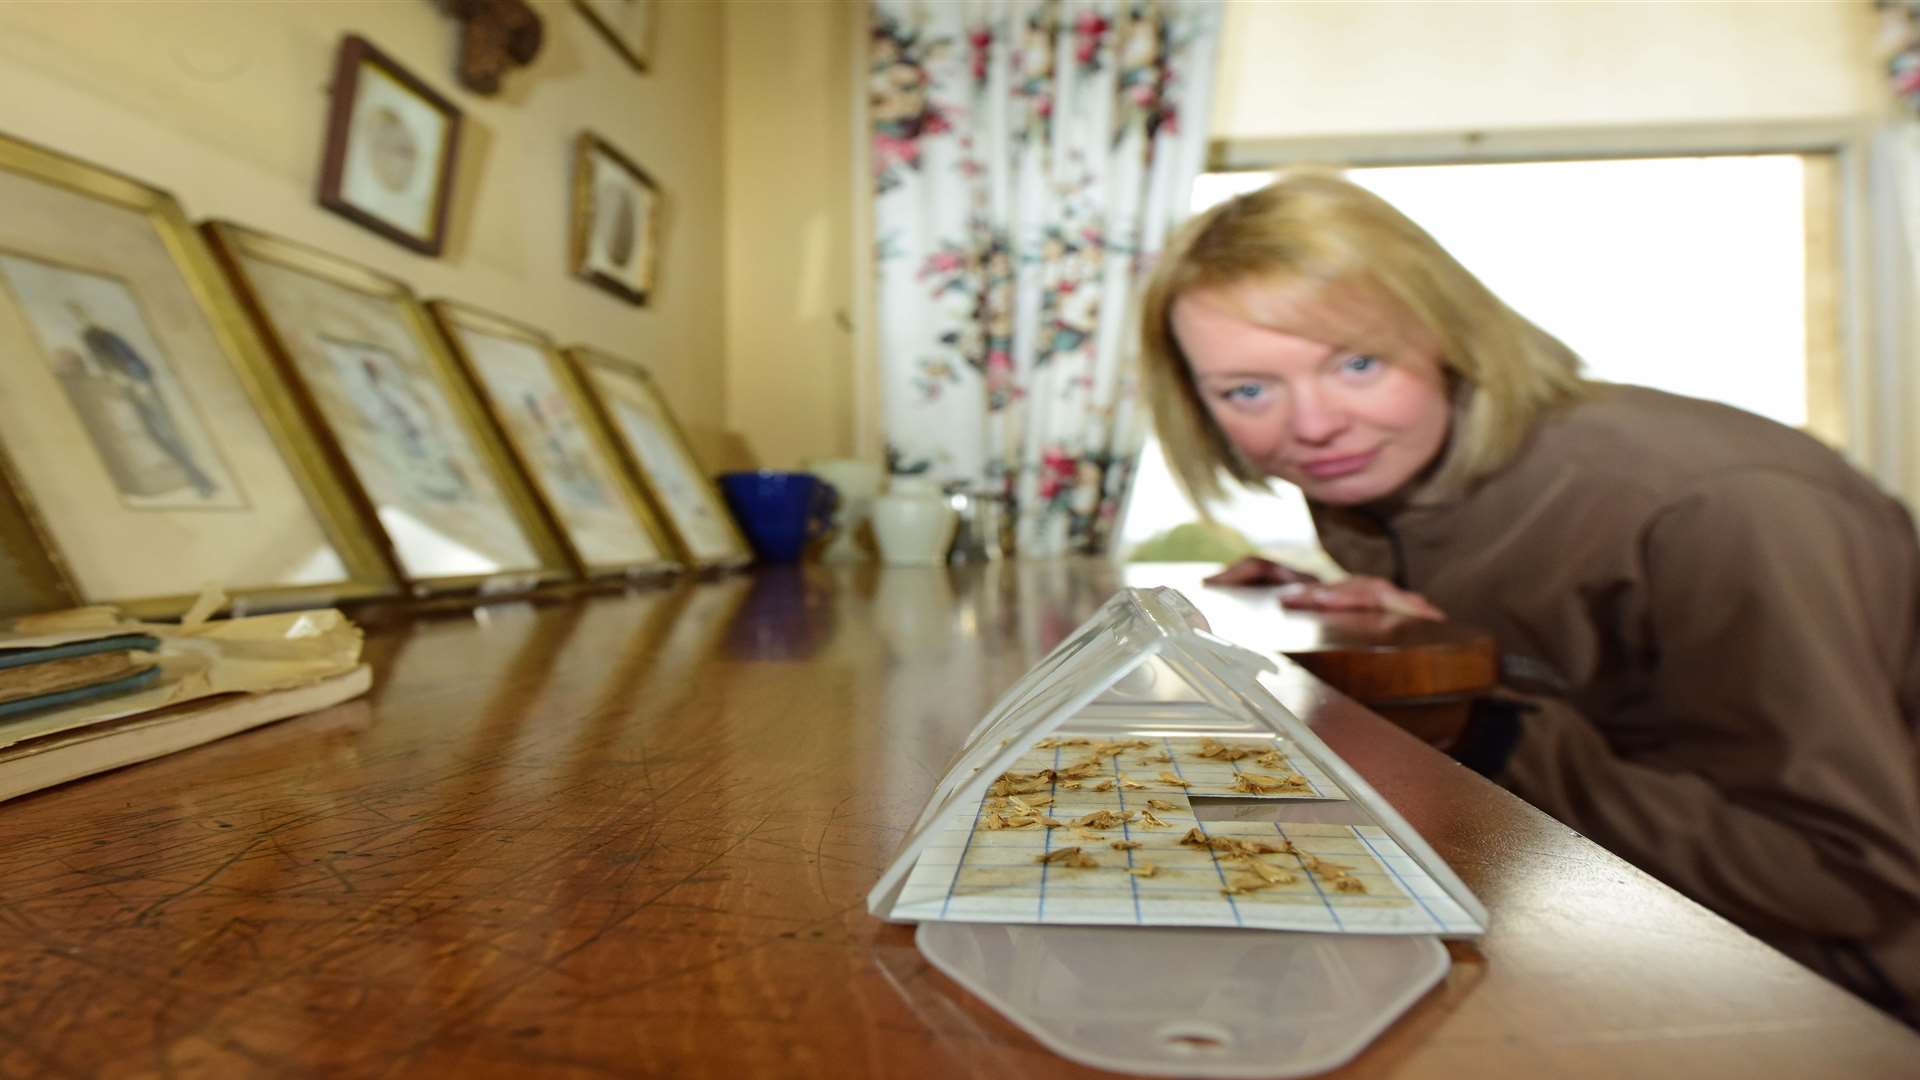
<box><xmin>1124</xmin><ymin>153</ymin><xmax>1841</xmax><ymax>553</ymax></box>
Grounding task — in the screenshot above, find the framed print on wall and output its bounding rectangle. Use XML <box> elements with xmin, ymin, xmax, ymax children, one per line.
<box><xmin>0</xmin><ymin>133</ymin><xmax>395</xmax><ymax>618</ymax></box>
<box><xmin>570</xmin><ymin>133</ymin><xmax>659</xmax><ymax>305</ymax></box>
<box><xmin>427</xmin><ymin>300</ymin><xmax>680</xmax><ymax>580</ymax></box>
<box><xmin>574</xmin><ymin>0</ymin><xmax>654</xmax><ymax>72</ymax></box>
<box><xmin>317</xmin><ymin>34</ymin><xmax>462</xmax><ymax>256</ymax></box>
<box><xmin>204</xmin><ymin>221</ymin><xmax>573</xmax><ymax>596</ymax></box>
<box><xmin>567</xmin><ymin>348</ymin><xmax>751</xmax><ymax>570</ymax></box>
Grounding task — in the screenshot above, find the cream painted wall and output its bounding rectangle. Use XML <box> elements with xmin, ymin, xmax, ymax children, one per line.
<box><xmin>0</xmin><ymin>0</ymin><xmax>730</xmax><ymax>459</ymax></box>
<box><xmin>721</xmin><ymin>0</ymin><xmax>857</xmax><ymax>471</ymax></box>
<box><xmin>1211</xmin><ymin>0</ymin><xmax>1885</xmax><ymax>141</ymax></box>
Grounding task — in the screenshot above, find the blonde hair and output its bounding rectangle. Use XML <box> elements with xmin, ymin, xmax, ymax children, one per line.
<box><xmin>1140</xmin><ymin>170</ymin><xmax>1589</xmax><ymax>505</ymax></box>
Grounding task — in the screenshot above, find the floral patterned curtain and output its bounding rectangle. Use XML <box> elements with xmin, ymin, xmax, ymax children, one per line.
<box><xmin>869</xmin><ymin>0</ymin><xmax>1221</xmax><ymax>557</ymax></box>
<box><xmin>1886</xmin><ymin>2</ymin><xmax>1920</xmax><ymax>112</ymax></box>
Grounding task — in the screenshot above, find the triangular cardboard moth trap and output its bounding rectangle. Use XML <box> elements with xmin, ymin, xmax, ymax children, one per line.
<box><xmin>868</xmin><ymin>586</ymin><xmax>1487</xmax><ymax>937</ymax></box>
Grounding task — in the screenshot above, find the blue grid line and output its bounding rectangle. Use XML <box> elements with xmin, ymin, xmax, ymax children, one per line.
<box><xmin>1285</xmin><ymin>745</ymin><xmax>1327</xmax><ymax>799</ymax></box>
<box><xmin>1163</xmin><ymin>736</ymin><xmax>1241</xmax><ymax>926</ymax></box>
<box><xmin>1109</xmin><ymin>755</ymin><xmax>1144</xmax><ymax>924</ymax></box>
<box><xmin>939</xmin><ymin>784</ymin><xmax>991</xmax><ymax>919</ymax></box>
<box><xmin>1354</xmin><ymin>828</ymin><xmax>1449</xmax><ymax>932</ymax></box>
<box><xmin>1274</xmin><ymin>822</ymin><xmax>1345</xmax><ymax>931</ymax></box>
<box><xmin>1036</xmin><ymin>745</ymin><xmax>1061</xmax><ymax>921</ymax></box>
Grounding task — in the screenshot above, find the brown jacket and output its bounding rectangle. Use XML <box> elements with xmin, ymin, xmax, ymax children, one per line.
<box><xmin>1311</xmin><ymin>385</ymin><xmax>1920</xmax><ymax>1017</ymax></box>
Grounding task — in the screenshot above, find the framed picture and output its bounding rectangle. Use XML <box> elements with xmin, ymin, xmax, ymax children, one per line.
<box><xmin>567</xmin><ymin>348</ymin><xmax>751</xmax><ymax>569</ymax></box>
<box><xmin>0</xmin><ymin>134</ymin><xmax>395</xmax><ymax>618</ymax></box>
<box><xmin>570</xmin><ymin>133</ymin><xmax>659</xmax><ymax>305</ymax></box>
<box><xmin>317</xmin><ymin>35</ymin><xmax>462</xmax><ymax>256</ymax></box>
<box><xmin>428</xmin><ymin>300</ymin><xmax>680</xmax><ymax>580</ymax></box>
<box><xmin>204</xmin><ymin>221</ymin><xmax>574</xmax><ymax>596</ymax></box>
<box><xmin>574</xmin><ymin>0</ymin><xmax>654</xmax><ymax>72</ymax></box>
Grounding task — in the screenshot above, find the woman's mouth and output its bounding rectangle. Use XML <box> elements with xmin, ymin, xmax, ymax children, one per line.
<box><xmin>1297</xmin><ymin>449</ymin><xmax>1378</xmax><ymax>480</ymax></box>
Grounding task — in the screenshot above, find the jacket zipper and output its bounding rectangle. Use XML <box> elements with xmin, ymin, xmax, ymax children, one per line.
<box><xmin>1359</xmin><ymin>506</ymin><xmax>1410</xmax><ymax>589</ymax></box>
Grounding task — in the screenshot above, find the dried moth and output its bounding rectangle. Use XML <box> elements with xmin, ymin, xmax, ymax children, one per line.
<box><xmin>1197</xmin><ymin>738</ymin><xmax>1265</xmax><ymax>762</ymax></box>
<box><xmin>1072</xmin><ymin>809</ymin><xmax>1137</xmax><ymax>831</ymax></box>
<box><xmin>1229</xmin><ymin>772</ymin><xmax>1312</xmax><ymax>795</ymax></box>
<box><xmin>1035</xmin><ymin>846</ymin><xmax>1098</xmax><ymax>868</ymax></box>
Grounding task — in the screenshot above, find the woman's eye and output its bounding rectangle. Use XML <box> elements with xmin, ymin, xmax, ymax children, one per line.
<box><xmin>1341</xmin><ymin>354</ymin><xmax>1382</xmax><ymax>375</ymax></box>
<box><xmin>1220</xmin><ymin>383</ymin><xmax>1264</xmax><ymax>404</ymax></box>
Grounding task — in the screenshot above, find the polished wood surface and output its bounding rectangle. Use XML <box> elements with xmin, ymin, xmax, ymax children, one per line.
<box><xmin>1278</xmin><ymin>616</ymin><xmax>1496</xmax><ymax>705</ymax></box>
<box><xmin>1134</xmin><ymin>565</ymin><xmax>1498</xmax><ymax>746</ymax></box>
<box><xmin>0</xmin><ymin>560</ymin><xmax>1911</xmax><ymax>1077</ymax></box>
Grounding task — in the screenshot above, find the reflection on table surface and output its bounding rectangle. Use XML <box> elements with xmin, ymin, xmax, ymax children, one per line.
<box><xmin>0</xmin><ymin>559</ymin><xmax>1908</xmax><ymax>1077</ymax></box>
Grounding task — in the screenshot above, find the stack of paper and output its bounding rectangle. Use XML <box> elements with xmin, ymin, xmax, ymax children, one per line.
<box><xmin>0</xmin><ymin>599</ymin><xmax>370</xmax><ymax>802</ymax></box>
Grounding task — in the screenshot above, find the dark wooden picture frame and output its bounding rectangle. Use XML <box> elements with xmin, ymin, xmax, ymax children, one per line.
<box><xmin>317</xmin><ymin>35</ymin><xmax>463</xmax><ymax>257</ymax></box>
<box><xmin>574</xmin><ymin>0</ymin><xmax>653</xmax><ymax>73</ymax></box>
<box><xmin>569</xmin><ymin>132</ymin><xmax>660</xmax><ymax>306</ymax></box>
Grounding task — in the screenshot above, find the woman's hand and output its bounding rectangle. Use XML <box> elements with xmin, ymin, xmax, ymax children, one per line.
<box><xmin>1277</xmin><ymin>576</ymin><xmax>1446</xmax><ymax>620</ymax></box>
<box><xmin>1202</xmin><ymin>556</ymin><xmax>1323</xmax><ymax>587</ymax></box>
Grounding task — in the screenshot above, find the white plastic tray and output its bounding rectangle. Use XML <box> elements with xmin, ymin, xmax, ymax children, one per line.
<box><xmin>918</xmin><ymin>922</ymin><xmax>1448</xmax><ymax>1078</ymax></box>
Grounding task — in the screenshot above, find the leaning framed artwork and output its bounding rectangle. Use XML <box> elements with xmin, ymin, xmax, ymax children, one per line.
<box><xmin>204</xmin><ymin>221</ymin><xmax>573</xmax><ymax>596</ymax></box>
<box><xmin>428</xmin><ymin>300</ymin><xmax>680</xmax><ymax>580</ymax></box>
<box><xmin>570</xmin><ymin>133</ymin><xmax>659</xmax><ymax>305</ymax></box>
<box><xmin>0</xmin><ymin>133</ymin><xmax>395</xmax><ymax>618</ymax></box>
<box><xmin>574</xmin><ymin>0</ymin><xmax>654</xmax><ymax>72</ymax></box>
<box><xmin>317</xmin><ymin>34</ymin><xmax>462</xmax><ymax>256</ymax></box>
<box><xmin>567</xmin><ymin>348</ymin><xmax>751</xmax><ymax>569</ymax></box>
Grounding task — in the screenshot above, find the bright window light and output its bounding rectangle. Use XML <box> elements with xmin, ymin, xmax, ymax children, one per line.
<box><xmin>1128</xmin><ymin>155</ymin><xmax>1812</xmax><ymax>554</ymax></box>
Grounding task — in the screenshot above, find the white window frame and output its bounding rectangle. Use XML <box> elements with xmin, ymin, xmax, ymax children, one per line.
<box><xmin>1192</xmin><ymin>120</ymin><xmax>1894</xmax><ymax>498</ymax></box>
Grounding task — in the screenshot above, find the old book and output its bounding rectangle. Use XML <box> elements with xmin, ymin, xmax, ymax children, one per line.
<box><xmin>0</xmin><ymin>633</ymin><xmax>160</xmax><ymax>718</ymax></box>
<box><xmin>0</xmin><ymin>664</ymin><xmax>371</xmax><ymax>804</ymax></box>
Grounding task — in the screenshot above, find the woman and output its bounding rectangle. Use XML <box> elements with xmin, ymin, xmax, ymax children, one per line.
<box><xmin>1140</xmin><ymin>171</ymin><xmax>1920</xmax><ymax>1023</ymax></box>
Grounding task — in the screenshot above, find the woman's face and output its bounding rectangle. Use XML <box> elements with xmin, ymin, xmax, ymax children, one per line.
<box><xmin>1170</xmin><ymin>281</ymin><xmax>1452</xmax><ymax>506</ymax></box>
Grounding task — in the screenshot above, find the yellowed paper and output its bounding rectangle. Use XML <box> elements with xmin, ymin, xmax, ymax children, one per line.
<box><xmin>0</xmin><ymin>599</ymin><xmax>364</xmax><ymax>749</ymax></box>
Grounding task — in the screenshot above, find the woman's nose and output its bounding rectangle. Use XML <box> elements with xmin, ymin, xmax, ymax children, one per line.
<box><xmin>1289</xmin><ymin>388</ymin><xmax>1348</xmax><ymax>444</ymax></box>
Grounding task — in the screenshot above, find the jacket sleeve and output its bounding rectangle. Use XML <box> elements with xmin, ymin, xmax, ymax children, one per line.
<box><xmin>1496</xmin><ymin>471</ymin><xmax>1920</xmax><ymax>942</ymax></box>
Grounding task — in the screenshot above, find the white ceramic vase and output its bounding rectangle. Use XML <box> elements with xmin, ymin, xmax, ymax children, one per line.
<box><xmin>871</xmin><ymin>479</ymin><xmax>957</xmax><ymax>566</ymax></box>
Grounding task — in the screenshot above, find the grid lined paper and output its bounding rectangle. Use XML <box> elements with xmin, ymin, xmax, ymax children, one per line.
<box><xmin>994</xmin><ymin>735</ymin><xmax>1348</xmax><ymax>801</ymax></box>
<box><xmin>893</xmin><ymin>744</ymin><xmax>1482</xmax><ymax>935</ymax></box>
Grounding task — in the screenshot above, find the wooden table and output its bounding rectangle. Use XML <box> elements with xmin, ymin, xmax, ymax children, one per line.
<box><xmin>1130</xmin><ymin>564</ymin><xmax>1499</xmax><ymax>746</ymax></box>
<box><xmin>0</xmin><ymin>560</ymin><xmax>1911</xmax><ymax>1077</ymax></box>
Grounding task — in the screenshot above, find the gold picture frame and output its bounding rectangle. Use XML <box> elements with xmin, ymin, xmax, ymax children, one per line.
<box><xmin>0</xmin><ymin>133</ymin><xmax>395</xmax><ymax>618</ymax></box>
<box><xmin>570</xmin><ymin>132</ymin><xmax>659</xmax><ymax>306</ymax></box>
<box><xmin>204</xmin><ymin>220</ymin><xmax>574</xmax><ymax>597</ymax></box>
<box><xmin>427</xmin><ymin>299</ymin><xmax>681</xmax><ymax>581</ymax></box>
<box><xmin>573</xmin><ymin>0</ymin><xmax>654</xmax><ymax>73</ymax></box>
<box><xmin>566</xmin><ymin>347</ymin><xmax>752</xmax><ymax>570</ymax></box>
